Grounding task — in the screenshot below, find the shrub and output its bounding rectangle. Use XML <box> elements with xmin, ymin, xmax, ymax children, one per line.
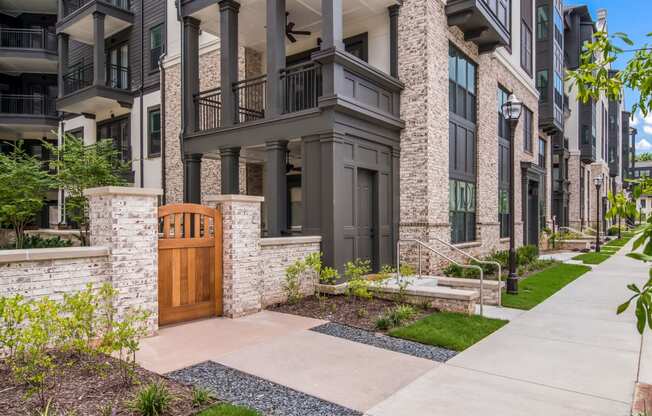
<box><xmin>347</xmin><ymin>277</ymin><xmax>371</xmax><ymax>300</ymax></box>
<box><xmin>399</xmin><ymin>263</ymin><xmax>415</xmax><ymax>276</ymax></box>
<box><xmin>0</xmin><ymin>294</ymin><xmax>30</xmax><ymax>360</ymax></box>
<box><xmin>191</xmin><ymin>386</ymin><xmax>213</xmax><ymax>407</ymax></box>
<box><xmin>23</xmin><ymin>235</ymin><xmax>73</xmax><ymax>249</ymax></box>
<box><xmin>381</xmin><ymin>305</ymin><xmax>417</xmax><ymax>328</ymax></box>
<box><xmin>319</xmin><ymin>267</ymin><xmax>338</xmax><ymax>285</ymax></box>
<box><xmin>517</xmin><ymin>245</ymin><xmax>539</xmax><ymax>265</ymax></box>
<box><xmin>375</xmin><ymin>317</ymin><xmax>390</xmax><ymax>330</ymax></box>
<box><xmin>129</xmin><ymin>382</ymin><xmax>173</xmax><ymax>416</ymax></box>
<box><xmin>283</xmin><ymin>260</ymin><xmax>305</xmax><ymax>304</ymax></box>
<box><xmin>344</xmin><ymin>259</ymin><xmax>372</xmax><ymax>280</ymax></box>
<box><xmin>377</xmin><ymin>264</ymin><xmax>396</xmax><ymax>281</ymax></box>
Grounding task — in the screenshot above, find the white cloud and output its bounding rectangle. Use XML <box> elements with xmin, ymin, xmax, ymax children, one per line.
<box><xmin>631</xmin><ymin>113</ymin><xmax>641</xmax><ymax>127</ymax></box>
<box><xmin>637</xmin><ymin>138</ymin><xmax>652</xmax><ymax>151</ymax></box>
<box><xmin>644</xmin><ymin>125</ymin><xmax>652</xmax><ymax>135</ymax></box>
<box><xmin>645</xmin><ymin>112</ymin><xmax>652</xmax><ymax>126</ymax></box>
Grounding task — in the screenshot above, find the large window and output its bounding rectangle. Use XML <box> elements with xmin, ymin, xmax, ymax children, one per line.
<box><xmin>523</xmin><ymin>106</ymin><xmax>533</xmax><ymax>153</ymax></box>
<box><xmin>97</xmin><ymin>116</ymin><xmax>130</xmax><ymax>163</ymax></box>
<box><xmin>150</xmin><ymin>25</ymin><xmax>164</xmax><ymax>71</ymax></box>
<box><xmin>520</xmin><ymin>0</ymin><xmax>533</xmax><ymax>75</ymax></box>
<box><xmin>498</xmin><ymin>87</ymin><xmax>511</xmax><ymax>238</ymax></box>
<box><xmin>536</xmin><ymin>5</ymin><xmax>549</xmax><ymax>40</ymax></box>
<box><xmin>449</xmin><ymin>45</ymin><xmax>477</xmax><ymax>243</ymax></box>
<box><xmin>147</xmin><ymin>106</ymin><xmax>161</xmax><ymax>157</ymax></box>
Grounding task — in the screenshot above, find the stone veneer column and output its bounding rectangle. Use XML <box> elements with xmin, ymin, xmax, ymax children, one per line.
<box><xmin>206</xmin><ymin>194</ymin><xmax>264</xmax><ymax>318</ymax></box>
<box><xmin>85</xmin><ymin>186</ymin><xmax>162</xmax><ymax>333</ymax></box>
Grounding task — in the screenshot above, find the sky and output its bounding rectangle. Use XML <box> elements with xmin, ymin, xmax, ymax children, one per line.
<box><xmin>566</xmin><ymin>0</ymin><xmax>651</xmax><ymax>154</ymax></box>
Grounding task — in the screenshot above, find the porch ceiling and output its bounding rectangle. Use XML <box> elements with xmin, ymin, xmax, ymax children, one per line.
<box><xmin>192</xmin><ymin>0</ymin><xmax>399</xmax><ymax>52</ymax></box>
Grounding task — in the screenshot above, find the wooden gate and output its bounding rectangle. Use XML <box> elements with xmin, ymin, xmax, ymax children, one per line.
<box><xmin>158</xmin><ymin>204</ymin><xmax>222</xmax><ymax>326</ymax></box>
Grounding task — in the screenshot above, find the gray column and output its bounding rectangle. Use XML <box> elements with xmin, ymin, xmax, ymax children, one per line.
<box><xmin>219</xmin><ymin>0</ymin><xmax>240</xmax><ymax>126</ymax></box>
<box><xmin>57</xmin><ymin>33</ymin><xmax>69</xmax><ymax>98</ymax></box>
<box><xmin>58</xmin><ymin>0</ymin><xmax>64</xmax><ymax>20</ymax></box>
<box><xmin>388</xmin><ymin>5</ymin><xmax>400</xmax><ymax>78</ymax></box>
<box><xmin>220</xmin><ymin>147</ymin><xmax>241</xmax><ymax>194</ymax></box>
<box><xmin>182</xmin><ymin>17</ymin><xmax>200</xmax><ymax>134</ymax></box>
<box><xmin>319</xmin><ymin>133</ymin><xmax>344</xmax><ymax>270</ymax></box>
<box><xmin>184</xmin><ymin>153</ymin><xmax>202</xmax><ymax>203</ymax></box>
<box><xmin>266</xmin><ymin>0</ymin><xmax>286</xmax><ymax>118</ymax></box>
<box><xmin>92</xmin><ymin>12</ymin><xmax>106</xmax><ymax>86</ymax></box>
<box><xmin>265</xmin><ymin>140</ymin><xmax>288</xmax><ymax>236</ymax></box>
<box><xmin>320</xmin><ymin>0</ymin><xmax>344</xmax><ymax>50</ymax></box>
<box><xmin>391</xmin><ymin>147</ymin><xmax>400</xmax><ymax>264</ymax></box>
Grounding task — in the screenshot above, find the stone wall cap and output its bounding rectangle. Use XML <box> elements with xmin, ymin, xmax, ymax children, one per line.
<box><xmin>261</xmin><ymin>236</ymin><xmax>322</xmax><ymax>246</ymax></box>
<box><xmin>205</xmin><ymin>194</ymin><xmax>265</xmax><ymax>203</ymax></box>
<box><xmin>84</xmin><ymin>186</ymin><xmax>163</xmax><ymax>197</ymax></box>
<box><xmin>0</xmin><ymin>246</ymin><xmax>110</xmax><ymax>263</ymax></box>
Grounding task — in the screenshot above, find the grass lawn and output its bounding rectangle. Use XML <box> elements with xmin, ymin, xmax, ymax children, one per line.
<box><xmin>572</xmin><ymin>252</ymin><xmax>611</xmax><ymax>264</ymax></box>
<box><xmin>501</xmin><ymin>263</ymin><xmax>591</xmax><ymax>310</ymax></box>
<box><xmin>605</xmin><ymin>238</ymin><xmax>631</xmax><ymax>247</ymax></box>
<box><xmin>198</xmin><ymin>404</ymin><xmax>261</xmax><ymax>416</ymax></box>
<box><xmin>388</xmin><ymin>312</ymin><xmax>507</xmax><ymax>351</ymax></box>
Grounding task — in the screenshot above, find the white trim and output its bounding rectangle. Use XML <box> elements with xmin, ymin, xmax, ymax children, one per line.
<box><xmin>0</xmin><ymin>246</ymin><xmax>110</xmax><ymax>264</ymax></box>
<box><xmin>83</xmin><ymin>186</ymin><xmax>163</xmax><ymax>197</ymax></box>
<box><xmin>260</xmin><ymin>236</ymin><xmax>322</xmax><ymax>246</ymax></box>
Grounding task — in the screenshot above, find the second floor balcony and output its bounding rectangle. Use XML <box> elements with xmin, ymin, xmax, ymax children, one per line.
<box><xmin>57</xmin><ymin>0</ymin><xmax>133</xmax><ymax>45</ymax></box>
<box><xmin>0</xmin><ymin>94</ymin><xmax>58</xmax><ymax>140</ymax></box>
<box><xmin>445</xmin><ymin>0</ymin><xmax>511</xmax><ymax>52</ymax></box>
<box><xmin>0</xmin><ymin>28</ymin><xmax>57</xmax><ymax>73</ymax></box>
<box><xmin>57</xmin><ymin>62</ymin><xmax>132</xmax><ymax>114</ymax></box>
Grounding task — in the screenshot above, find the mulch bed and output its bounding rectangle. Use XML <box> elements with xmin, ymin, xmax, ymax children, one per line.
<box><xmin>269</xmin><ymin>294</ymin><xmax>432</xmax><ymax>332</ymax></box>
<box><xmin>0</xmin><ymin>352</ymin><xmax>208</xmax><ymax>416</ymax></box>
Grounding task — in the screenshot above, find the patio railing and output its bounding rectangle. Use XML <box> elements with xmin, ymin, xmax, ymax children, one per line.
<box><xmin>0</xmin><ymin>94</ymin><xmax>56</xmax><ymax>117</ymax></box>
<box><xmin>233</xmin><ymin>75</ymin><xmax>266</xmax><ymax>124</ymax></box>
<box><xmin>0</xmin><ymin>28</ymin><xmax>57</xmax><ymax>51</ymax></box>
<box><xmin>195</xmin><ymin>87</ymin><xmax>222</xmax><ymax>131</ymax></box>
<box><xmin>281</xmin><ymin>61</ymin><xmax>321</xmax><ymax>114</ymax></box>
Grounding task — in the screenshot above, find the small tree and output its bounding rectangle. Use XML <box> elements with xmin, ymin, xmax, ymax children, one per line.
<box><xmin>605</xmin><ymin>191</ymin><xmax>637</xmax><ymax>239</ymax></box>
<box><xmin>45</xmin><ymin>134</ymin><xmax>129</xmax><ymax>245</ymax></box>
<box><xmin>0</xmin><ymin>144</ymin><xmax>53</xmax><ymax>249</ymax></box>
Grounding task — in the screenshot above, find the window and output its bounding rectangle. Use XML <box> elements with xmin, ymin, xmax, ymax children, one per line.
<box><xmin>642</xmin><ymin>200</ymin><xmax>647</xmax><ymax>208</ymax></box>
<box><xmin>108</xmin><ymin>43</ymin><xmax>129</xmax><ymax>89</ymax></box>
<box><xmin>536</xmin><ymin>5</ymin><xmax>548</xmax><ymax>40</ymax></box>
<box><xmin>449</xmin><ymin>45</ymin><xmax>477</xmax><ymax>243</ymax></box>
<box><xmin>150</xmin><ymin>25</ymin><xmax>164</xmax><ymax>71</ymax></box>
<box><xmin>497</xmin><ymin>87</ymin><xmax>511</xmax><ymax>238</ymax></box>
<box><xmin>147</xmin><ymin>106</ymin><xmax>161</xmax><ymax>157</ymax></box>
<box><xmin>553</xmin><ymin>7</ymin><xmax>563</xmax><ymax>46</ymax></box>
<box><xmin>520</xmin><ymin>0</ymin><xmax>533</xmax><ymax>75</ymax></box>
<box><xmin>538</xmin><ymin>137</ymin><xmax>546</xmax><ymax>168</ymax></box>
<box><xmin>97</xmin><ymin>116</ymin><xmax>130</xmax><ymax>163</ymax></box>
<box><xmin>523</xmin><ymin>107</ymin><xmax>533</xmax><ymax>153</ymax></box>
<box><xmin>536</xmin><ymin>70</ymin><xmax>548</xmax><ymax>103</ymax></box>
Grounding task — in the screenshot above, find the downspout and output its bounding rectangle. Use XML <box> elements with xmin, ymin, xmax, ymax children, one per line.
<box><xmin>176</xmin><ymin>0</ymin><xmax>187</xmax><ymax>202</ymax></box>
<box><xmin>139</xmin><ymin>0</ymin><xmax>145</xmax><ymax>187</ymax></box>
<box><xmin>160</xmin><ymin>0</ymin><xmax>168</xmax><ymax>204</ymax></box>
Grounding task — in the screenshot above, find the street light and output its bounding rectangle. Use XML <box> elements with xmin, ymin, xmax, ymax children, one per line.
<box><xmin>501</xmin><ymin>94</ymin><xmax>523</xmax><ymax>295</ymax></box>
<box><xmin>594</xmin><ymin>174</ymin><xmax>603</xmax><ymax>253</ymax></box>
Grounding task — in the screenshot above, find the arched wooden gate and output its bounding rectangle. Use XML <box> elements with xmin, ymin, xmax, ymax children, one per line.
<box><xmin>158</xmin><ymin>204</ymin><xmax>222</xmax><ymax>326</ymax></box>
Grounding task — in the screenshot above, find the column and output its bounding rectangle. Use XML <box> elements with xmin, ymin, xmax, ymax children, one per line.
<box><xmin>57</xmin><ymin>33</ymin><xmax>69</xmax><ymax>98</ymax></box>
<box><xmin>388</xmin><ymin>5</ymin><xmax>400</xmax><ymax>78</ymax></box>
<box><xmin>265</xmin><ymin>140</ymin><xmax>288</xmax><ymax>236</ymax></box>
<box><xmin>220</xmin><ymin>147</ymin><xmax>241</xmax><ymax>194</ymax></box>
<box><xmin>319</xmin><ymin>133</ymin><xmax>344</xmax><ymax>270</ymax></box>
<box><xmin>265</xmin><ymin>0</ymin><xmax>286</xmax><ymax>117</ymax></box>
<box><xmin>317</xmin><ymin>0</ymin><xmax>344</xmax><ymax>98</ymax></box>
<box><xmin>85</xmin><ymin>186</ymin><xmax>162</xmax><ymax>334</ymax></box>
<box><xmin>219</xmin><ymin>0</ymin><xmax>240</xmax><ymax>126</ymax></box>
<box><xmin>182</xmin><ymin>17</ymin><xmax>200</xmax><ymax>134</ymax></box>
<box><xmin>92</xmin><ymin>12</ymin><xmax>106</xmax><ymax>86</ymax></box>
<box><xmin>184</xmin><ymin>153</ymin><xmax>202</xmax><ymax>203</ymax></box>
<box><xmin>206</xmin><ymin>194</ymin><xmax>264</xmax><ymax>317</ymax></box>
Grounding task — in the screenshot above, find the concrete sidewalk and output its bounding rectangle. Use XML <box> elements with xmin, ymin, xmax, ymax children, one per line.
<box><xmin>368</xmin><ymin>240</ymin><xmax>649</xmax><ymax>416</ymax></box>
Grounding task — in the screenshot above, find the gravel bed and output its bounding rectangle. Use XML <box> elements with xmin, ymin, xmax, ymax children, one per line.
<box><xmin>167</xmin><ymin>361</ymin><xmax>362</xmax><ymax>416</ymax></box>
<box><xmin>311</xmin><ymin>322</ymin><xmax>457</xmax><ymax>362</ymax></box>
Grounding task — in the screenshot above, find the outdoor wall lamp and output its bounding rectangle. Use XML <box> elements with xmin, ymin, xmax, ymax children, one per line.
<box><xmin>501</xmin><ymin>94</ymin><xmax>522</xmax><ymax>295</ymax></box>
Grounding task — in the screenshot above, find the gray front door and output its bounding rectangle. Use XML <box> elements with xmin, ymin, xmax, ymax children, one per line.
<box><xmin>527</xmin><ymin>180</ymin><xmax>539</xmax><ymax>246</ymax></box>
<box><xmin>357</xmin><ymin>169</ymin><xmax>375</xmax><ymax>265</ymax></box>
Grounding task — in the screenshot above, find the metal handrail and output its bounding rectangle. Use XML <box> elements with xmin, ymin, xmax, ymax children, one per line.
<box><xmin>431</xmin><ymin>236</ymin><xmax>502</xmax><ymax>308</ymax></box>
<box><xmin>396</xmin><ymin>239</ymin><xmax>485</xmax><ymax>316</ymax></box>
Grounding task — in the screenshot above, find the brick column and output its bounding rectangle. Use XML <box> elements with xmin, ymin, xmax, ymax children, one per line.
<box><xmin>206</xmin><ymin>194</ymin><xmax>264</xmax><ymax>318</ymax></box>
<box><xmin>85</xmin><ymin>186</ymin><xmax>162</xmax><ymax>333</ymax></box>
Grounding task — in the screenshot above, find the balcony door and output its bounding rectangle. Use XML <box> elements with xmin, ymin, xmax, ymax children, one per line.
<box><xmin>97</xmin><ymin>116</ymin><xmax>131</xmax><ymax>165</ymax></box>
<box><xmin>108</xmin><ymin>43</ymin><xmax>129</xmax><ymax>89</ymax></box>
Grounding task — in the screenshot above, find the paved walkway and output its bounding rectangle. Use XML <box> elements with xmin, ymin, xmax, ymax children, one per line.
<box><xmin>368</xmin><ymin>240</ymin><xmax>649</xmax><ymax>416</ymax></box>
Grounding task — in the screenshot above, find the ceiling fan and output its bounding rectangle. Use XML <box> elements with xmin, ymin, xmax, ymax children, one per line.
<box><xmin>285</xmin><ymin>12</ymin><xmax>311</xmax><ymax>43</ymax></box>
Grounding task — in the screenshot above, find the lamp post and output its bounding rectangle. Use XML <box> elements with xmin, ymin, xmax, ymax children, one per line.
<box><xmin>501</xmin><ymin>94</ymin><xmax>523</xmax><ymax>295</ymax></box>
<box><xmin>594</xmin><ymin>174</ymin><xmax>603</xmax><ymax>252</ymax></box>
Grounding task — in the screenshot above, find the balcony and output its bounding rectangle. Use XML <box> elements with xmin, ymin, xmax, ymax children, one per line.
<box><xmin>445</xmin><ymin>0</ymin><xmax>511</xmax><ymax>52</ymax></box>
<box><xmin>57</xmin><ymin>63</ymin><xmax>133</xmax><ymax>114</ymax></box>
<box><xmin>0</xmin><ymin>28</ymin><xmax>57</xmax><ymax>73</ymax></box>
<box><xmin>0</xmin><ymin>94</ymin><xmax>58</xmax><ymax>139</ymax></box>
<box><xmin>57</xmin><ymin>0</ymin><xmax>133</xmax><ymax>45</ymax></box>
<box><xmin>1</xmin><ymin>0</ymin><xmax>57</xmax><ymax>14</ymax></box>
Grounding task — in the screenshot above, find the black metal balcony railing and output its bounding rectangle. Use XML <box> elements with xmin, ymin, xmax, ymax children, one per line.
<box><xmin>0</xmin><ymin>28</ymin><xmax>57</xmax><ymax>51</ymax></box>
<box><xmin>63</xmin><ymin>63</ymin><xmax>93</xmax><ymax>94</ymax></box>
<box><xmin>233</xmin><ymin>75</ymin><xmax>266</xmax><ymax>124</ymax></box>
<box><xmin>63</xmin><ymin>63</ymin><xmax>130</xmax><ymax>94</ymax></box>
<box><xmin>63</xmin><ymin>0</ymin><xmax>131</xmax><ymax>17</ymax></box>
<box><xmin>0</xmin><ymin>94</ymin><xmax>57</xmax><ymax>117</ymax></box>
<box><xmin>195</xmin><ymin>87</ymin><xmax>222</xmax><ymax>131</ymax></box>
<box><xmin>281</xmin><ymin>61</ymin><xmax>321</xmax><ymax>114</ymax></box>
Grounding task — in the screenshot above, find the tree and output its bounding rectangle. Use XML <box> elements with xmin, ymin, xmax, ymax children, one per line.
<box><xmin>0</xmin><ymin>144</ymin><xmax>54</xmax><ymax>249</ymax></box>
<box><xmin>605</xmin><ymin>191</ymin><xmax>637</xmax><ymax>239</ymax></box>
<box><xmin>637</xmin><ymin>152</ymin><xmax>652</xmax><ymax>162</ymax></box>
<box><xmin>45</xmin><ymin>134</ymin><xmax>129</xmax><ymax>246</ymax></box>
<box><xmin>566</xmin><ymin>30</ymin><xmax>652</xmax><ymax>116</ymax></box>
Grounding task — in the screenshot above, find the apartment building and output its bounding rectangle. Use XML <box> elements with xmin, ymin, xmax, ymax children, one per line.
<box><xmin>160</xmin><ymin>0</ymin><xmax>549</xmax><ymax>271</ymax></box>
<box><xmin>55</xmin><ymin>0</ymin><xmax>165</xmax><ymax>190</ymax></box>
<box><xmin>0</xmin><ymin>0</ymin><xmax>59</xmax><ymax>227</ymax></box>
